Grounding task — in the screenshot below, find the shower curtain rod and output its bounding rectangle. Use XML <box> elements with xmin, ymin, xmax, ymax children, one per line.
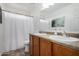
<box><xmin>2</xmin><ymin>9</ymin><xmax>44</xmax><ymax>20</ymax></box>
<box><xmin>2</xmin><ymin>9</ymin><xmax>33</xmax><ymax>17</ymax></box>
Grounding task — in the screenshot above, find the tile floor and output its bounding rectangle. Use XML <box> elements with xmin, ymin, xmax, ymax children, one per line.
<box><xmin>1</xmin><ymin>48</ymin><xmax>29</xmax><ymax>56</ymax></box>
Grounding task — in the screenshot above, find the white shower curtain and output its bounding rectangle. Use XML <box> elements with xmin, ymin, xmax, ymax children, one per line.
<box><xmin>24</xmin><ymin>17</ymin><xmax>34</xmax><ymax>43</ymax></box>
<box><xmin>2</xmin><ymin>11</ymin><xmax>34</xmax><ymax>51</ymax></box>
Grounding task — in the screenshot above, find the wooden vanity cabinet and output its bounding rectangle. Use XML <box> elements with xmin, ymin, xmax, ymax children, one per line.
<box><xmin>33</xmin><ymin>36</ymin><xmax>40</xmax><ymax>56</ymax></box>
<box><xmin>29</xmin><ymin>35</ymin><xmax>40</xmax><ymax>56</ymax></box>
<box><xmin>52</xmin><ymin>43</ymin><xmax>79</xmax><ymax>56</ymax></box>
<box><xmin>40</xmin><ymin>38</ymin><xmax>52</xmax><ymax>56</ymax></box>
<box><xmin>29</xmin><ymin>34</ymin><xmax>53</xmax><ymax>56</ymax></box>
<box><xmin>29</xmin><ymin>34</ymin><xmax>79</xmax><ymax>56</ymax></box>
<box><xmin>29</xmin><ymin>34</ymin><xmax>33</xmax><ymax>56</ymax></box>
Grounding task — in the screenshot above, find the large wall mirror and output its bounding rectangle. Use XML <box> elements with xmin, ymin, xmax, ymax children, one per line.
<box><xmin>50</xmin><ymin>16</ymin><xmax>65</xmax><ymax>34</ymax></box>
<box><xmin>51</xmin><ymin>16</ymin><xmax>65</xmax><ymax>28</ymax></box>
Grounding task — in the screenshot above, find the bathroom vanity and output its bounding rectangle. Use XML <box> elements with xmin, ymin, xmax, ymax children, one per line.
<box><xmin>29</xmin><ymin>33</ymin><xmax>79</xmax><ymax>56</ymax></box>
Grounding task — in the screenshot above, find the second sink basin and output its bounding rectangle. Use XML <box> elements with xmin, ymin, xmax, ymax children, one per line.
<box><xmin>49</xmin><ymin>35</ymin><xmax>79</xmax><ymax>42</ymax></box>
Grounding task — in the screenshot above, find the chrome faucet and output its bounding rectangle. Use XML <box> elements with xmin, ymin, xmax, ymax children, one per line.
<box><xmin>54</xmin><ymin>27</ymin><xmax>57</xmax><ymax>35</ymax></box>
<box><xmin>63</xmin><ymin>30</ymin><xmax>67</xmax><ymax>37</ymax></box>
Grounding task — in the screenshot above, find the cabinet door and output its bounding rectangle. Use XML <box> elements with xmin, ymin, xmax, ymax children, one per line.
<box><xmin>40</xmin><ymin>38</ymin><xmax>52</xmax><ymax>56</ymax></box>
<box><xmin>29</xmin><ymin>35</ymin><xmax>34</xmax><ymax>56</ymax></box>
<box><xmin>33</xmin><ymin>36</ymin><xmax>40</xmax><ymax>56</ymax></box>
<box><xmin>29</xmin><ymin>35</ymin><xmax>40</xmax><ymax>56</ymax></box>
<box><xmin>53</xmin><ymin>43</ymin><xmax>78</xmax><ymax>56</ymax></box>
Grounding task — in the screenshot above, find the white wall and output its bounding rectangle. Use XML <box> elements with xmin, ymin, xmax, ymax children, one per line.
<box><xmin>31</xmin><ymin>4</ymin><xmax>42</xmax><ymax>33</ymax></box>
<box><xmin>39</xmin><ymin>20</ymin><xmax>50</xmax><ymax>32</ymax></box>
<box><xmin>0</xmin><ymin>11</ymin><xmax>4</xmax><ymax>51</ymax></box>
<box><xmin>47</xmin><ymin>4</ymin><xmax>79</xmax><ymax>33</ymax></box>
<box><xmin>0</xmin><ymin>24</ymin><xmax>3</xmax><ymax>51</ymax></box>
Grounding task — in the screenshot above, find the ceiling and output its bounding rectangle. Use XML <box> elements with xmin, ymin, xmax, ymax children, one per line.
<box><xmin>40</xmin><ymin>3</ymin><xmax>72</xmax><ymax>19</ymax></box>
<box><xmin>0</xmin><ymin>3</ymin><xmax>72</xmax><ymax>19</ymax></box>
<box><xmin>0</xmin><ymin>3</ymin><xmax>42</xmax><ymax>16</ymax></box>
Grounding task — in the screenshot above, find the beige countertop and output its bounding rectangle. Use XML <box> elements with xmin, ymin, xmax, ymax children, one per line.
<box><xmin>31</xmin><ymin>33</ymin><xmax>79</xmax><ymax>50</ymax></box>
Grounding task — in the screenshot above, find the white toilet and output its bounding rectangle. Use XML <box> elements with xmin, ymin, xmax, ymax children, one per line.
<box><xmin>24</xmin><ymin>40</ymin><xmax>29</xmax><ymax>52</ymax></box>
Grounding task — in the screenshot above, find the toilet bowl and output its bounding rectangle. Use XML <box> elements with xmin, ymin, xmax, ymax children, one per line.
<box><xmin>24</xmin><ymin>40</ymin><xmax>29</xmax><ymax>52</ymax></box>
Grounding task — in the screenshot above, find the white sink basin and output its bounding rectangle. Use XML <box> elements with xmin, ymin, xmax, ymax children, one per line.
<box><xmin>49</xmin><ymin>35</ymin><xmax>79</xmax><ymax>42</ymax></box>
<box><xmin>65</xmin><ymin>37</ymin><xmax>79</xmax><ymax>41</ymax></box>
<box><xmin>34</xmin><ymin>33</ymin><xmax>47</xmax><ymax>36</ymax></box>
<box><xmin>49</xmin><ymin>35</ymin><xmax>64</xmax><ymax>39</ymax></box>
<box><xmin>34</xmin><ymin>33</ymin><xmax>79</xmax><ymax>42</ymax></box>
